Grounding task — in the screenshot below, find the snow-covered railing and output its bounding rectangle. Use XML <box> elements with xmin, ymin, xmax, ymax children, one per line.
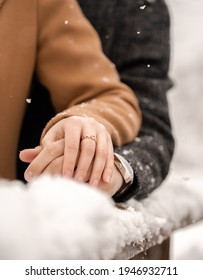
<box><xmin>0</xmin><ymin>175</ymin><xmax>202</xmax><ymax>259</ymax></box>
<box><xmin>115</xmin><ymin>175</ymin><xmax>203</xmax><ymax>259</ymax></box>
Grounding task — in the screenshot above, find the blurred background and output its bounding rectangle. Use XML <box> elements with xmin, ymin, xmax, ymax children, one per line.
<box><xmin>165</xmin><ymin>0</ymin><xmax>203</xmax><ymax>259</ymax></box>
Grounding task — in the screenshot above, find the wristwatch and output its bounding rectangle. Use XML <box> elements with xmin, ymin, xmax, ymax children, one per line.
<box><xmin>113</xmin><ymin>152</ymin><xmax>134</xmax><ymax>199</ymax></box>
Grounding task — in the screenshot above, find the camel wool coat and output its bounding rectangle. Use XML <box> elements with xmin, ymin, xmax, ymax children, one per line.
<box><xmin>0</xmin><ymin>0</ymin><xmax>141</xmax><ymax>180</ymax></box>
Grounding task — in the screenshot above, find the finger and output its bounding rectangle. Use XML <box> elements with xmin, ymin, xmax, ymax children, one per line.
<box><xmin>41</xmin><ymin>121</ymin><xmax>63</xmax><ymax>147</ymax></box>
<box><xmin>84</xmin><ymin>162</ymin><xmax>93</xmax><ymax>182</ymax></box>
<box><xmin>42</xmin><ymin>155</ymin><xmax>63</xmax><ymax>175</ymax></box>
<box><xmin>102</xmin><ymin>134</ymin><xmax>114</xmax><ymax>183</ymax></box>
<box><xmin>24</xmin><ymin>139</ymin><xmax>64</xmax><ymax>181</ymax></box>
<box><xmin>62</xmin><ymin>119</ymin><xmax>82</xmax><ymax>177</ymax></box>
<box><xmin>97</xmin><ymin>165</ymin><xmax>123</xmax><ymax>196</ymax></box>
<box><xmin>19</xmin><ymin>146</ymin><xmax>42</xmax><ymax>163</ymax></box>
<box><xmin>89</xmin><ymin>129</ymin><xmax>108</xmax><ymax>187</ymax></box>
<box><xmin>74</xmin><ymin>127</ymin><xmax>96</xmax><ymax>183</ymax></box>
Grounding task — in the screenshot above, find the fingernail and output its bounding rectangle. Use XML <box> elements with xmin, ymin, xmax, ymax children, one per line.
<box><xmin>104</xmin><ymin>174</ymin><xmax>111</xmax><ymax>183</ymax></box>
<box><xmin>75</xmin><ymin>176</ymin><xmax>84</xmax><ymax>183</ymax></box>
<box><xmin>64</xmin><ymin>170</ymin><xmax>72</xmax><ymax>178</ymax></box>
<box><xmin>25</xmin><ymin>170</ymin><xmax>33</xmax><ymax>182</ymax></box>
<box><xmin>91</xmin><ymin>179</ymin><xmax>99</xmax><ymax>187</ymax></box>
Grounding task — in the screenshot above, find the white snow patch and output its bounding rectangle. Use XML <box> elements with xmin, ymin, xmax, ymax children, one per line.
<box><xmin>140</xmin><ymin>5</ymin><xmax>146</xmax><ymax>10</ymax></box>
<box><xmin>166</xmin><ymin>0</ymin><xmax>203</xmax><ymax>259</ymax></box>
<box><xmin>26</xmin><ymin>99</ymin><xmax>31</xmax><ymax>104</ymax></box>
<box><xmin>101</xmin><ymin>77</ymin><xmax>110</xmax><ymax>83</ymax></box>
<box><xmin>0</xmin><ymin>175</ymin><xmax>202</xmax><ymax>259</ymax></box>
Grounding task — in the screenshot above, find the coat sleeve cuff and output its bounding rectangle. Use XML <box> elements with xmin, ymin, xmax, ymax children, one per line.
<box><xmin>40</xmin><ymin>106</ymin><xmax>122</xmax><ymax>146</ymax></box>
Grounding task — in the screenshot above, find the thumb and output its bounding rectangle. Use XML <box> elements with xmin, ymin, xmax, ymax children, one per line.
<box><xmin>19</xmin><ymin>146</ymin><xmax>42</xmax><ymax>163</ymax></box>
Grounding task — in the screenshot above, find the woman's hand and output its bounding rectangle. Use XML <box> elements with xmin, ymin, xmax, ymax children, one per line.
<box><xmin>19</xmin><ymin>116</ymin><xmax>114</xmax><ymax>187</ymax></box>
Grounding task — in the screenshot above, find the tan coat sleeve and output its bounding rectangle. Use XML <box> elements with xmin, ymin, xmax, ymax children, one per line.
<box><xmin>37</xmin><ymin>0</ymin><xmax>141</xmax><ymax>146</ymax></box>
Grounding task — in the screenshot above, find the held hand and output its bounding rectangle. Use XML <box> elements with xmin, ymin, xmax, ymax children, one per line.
<box><xmin>20</xmin><ymin>116</ymin><xmax>114</xmax><ymax>186</ymax></box>
<box><xmin>20</xmin><ymin>147</ymin><xmax>123</xmax><ymax>197</ymax></box>
<box><xmin>95</xmin><ymin>164</ymin><xmax>124</xmax><ymax>196</ymax></box>
<box><xmin>77</xmin><ymin>160</ymin><xmax>124</xmax><ymax>196</ymax></box>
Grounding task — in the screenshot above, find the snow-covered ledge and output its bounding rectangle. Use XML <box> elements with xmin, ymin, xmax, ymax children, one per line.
<box><xmin>0</xmin><ymin>175</ymin><xmax>202</xmax><ymax>259</ymax></box>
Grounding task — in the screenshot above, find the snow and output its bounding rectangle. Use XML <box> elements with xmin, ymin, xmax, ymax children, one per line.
<box><xmin>0</xmin><ymin>174</ymin><xmax>202</xmax><ymax>259</ymax></box>
<box><xmin>0</xmin><ymin>176</ymin><xmax>119</xmax><ymax>259</ymax></box>
<box><xmin>26</xmin><ymin>99</ymin><xmax>31</xmax><ymax>104</ymax></box>
<box><xmin>140</xmin><ymin>5</ymin><xmax>146</xmax><ymax>10</ymax></box>
<box><xmin>101</xmin><ymin>77</ymin><xmax>110</xmax><ymax>83</ymax></box>
<box><xmin>166</xmin><ymin>0</ymin><xmax>203</xmax><ymax>259</ymax></box>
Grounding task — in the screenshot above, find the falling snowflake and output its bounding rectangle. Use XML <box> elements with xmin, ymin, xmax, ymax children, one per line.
<box><xmin>101</xmin><ymin>77</ymin><xmax>110</xmax><ymax>83</ymax></box>
<box><xmin>140</xmin><ymin>5</ymin><xmax>146</xmax><ymax>10</ymax></box>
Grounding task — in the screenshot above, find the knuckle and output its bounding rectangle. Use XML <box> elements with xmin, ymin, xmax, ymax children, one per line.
<box><xmin>65</xmin><ymin>116</ymin><xmax>82</xmax><ymax>127</ymax></box>
<box><xmin>48</xmin><ymin>158</ymin><xmax>62</xmax><ymax>174</ymax></box>
<box><xmin>45</xmin><ymin>144</ymin><xmax>56</xmax><ymax>158</ymax></box>
<box><xmin>41</xmin><ymin>138</ymin><xmax>48</xmax><ymax>148</ymax></box>
<box><xmin>86</xmin><ymin>117</ymin><xmax>95</xmax><ymax>124</ymax></box>
<box><xmin>66</xmin><ymin>141</ymin><xmax>78</xmax><ymax>152</ymax></box>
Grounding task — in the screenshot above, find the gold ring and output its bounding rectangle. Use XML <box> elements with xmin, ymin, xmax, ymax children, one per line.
<box><xmin>81</xmin><ymin>134</ymin><xmax>97</xmax><ymax>143</ymax></box>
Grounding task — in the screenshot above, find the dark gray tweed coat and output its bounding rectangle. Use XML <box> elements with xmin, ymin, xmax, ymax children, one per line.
<box><xmin>78</xmin><ymin>0</ymin><xmax>175</xmax><ymax>201</ymax></box>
